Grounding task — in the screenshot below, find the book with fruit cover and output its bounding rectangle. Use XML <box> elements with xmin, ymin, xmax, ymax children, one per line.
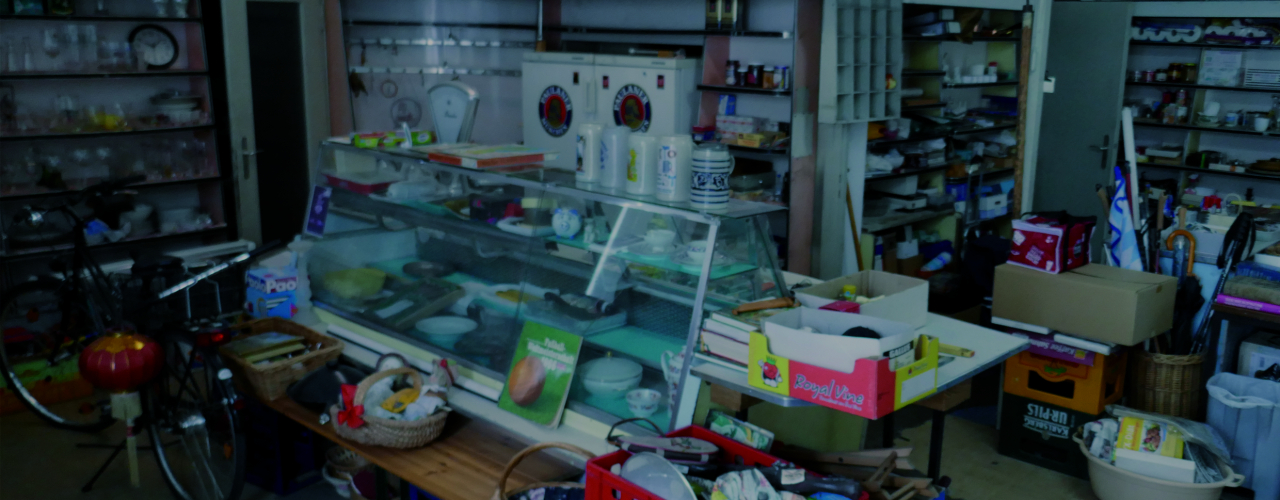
<box><xmin>497</xmin><ymin>322</ymin><xmax>583</xmax><ymax>427</ymax></box>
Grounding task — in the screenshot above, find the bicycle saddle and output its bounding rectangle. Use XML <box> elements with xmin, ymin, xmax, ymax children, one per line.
<box><xmin>130</xmin><ymin>249</ymin><xmax>185</xmax><ymax>277</ymax></box>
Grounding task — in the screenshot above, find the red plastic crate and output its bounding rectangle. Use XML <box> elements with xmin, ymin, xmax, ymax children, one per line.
<box><xmin>585</xmin><ymin>426</ymin><xmax>790</xmax><ymax>500</ymax></box>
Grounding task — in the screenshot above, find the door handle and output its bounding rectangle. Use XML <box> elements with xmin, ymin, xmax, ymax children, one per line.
<box><xmin>240</xmin><ymin>137</ymin><xmax>264</xmax><ymax>180</ymax></box>
<box><xmin>1091</xmin><ymin>134</ymin><xmax>1110</xmax><ymax>169</ymax></box>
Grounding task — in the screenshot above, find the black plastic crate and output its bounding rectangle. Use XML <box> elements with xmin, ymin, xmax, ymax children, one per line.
<box><xmin>242</xmin><ymin>399</ymin><xmax>326</xmax><ymax>495</ymax></box>
<box><xmin>997</xmin><ymin>392</ymin><xmax>1099</xmax><ymax>479</ymax></box>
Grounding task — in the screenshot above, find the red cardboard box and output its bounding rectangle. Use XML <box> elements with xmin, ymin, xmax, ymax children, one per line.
<box><xmin>1009</xmin><ymin>215</ymin><xmax>1095</xmax><ymax>274</ymax></box>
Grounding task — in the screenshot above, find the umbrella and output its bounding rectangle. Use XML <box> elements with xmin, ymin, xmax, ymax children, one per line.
<box><xmin>1165</xmin><ymin>229</ymin><xmax>1202</xmax><ymax>355</ymax></box>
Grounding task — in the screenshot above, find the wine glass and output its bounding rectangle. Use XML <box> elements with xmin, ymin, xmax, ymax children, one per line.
<box><xmin>42</xmin><ymin>29</ymin><xmax>60</xmax><ymax>61</ymax></box>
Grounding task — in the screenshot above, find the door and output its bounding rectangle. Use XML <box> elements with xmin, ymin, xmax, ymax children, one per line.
<box><xmin>222</xmin><ymin>0</ymin><xmax>329</xmax><ymax>244</ymax></box>
<box><xmin>1034</xmin><ymin>2</ymin><xmax>1133</xmax><ymax>258</ymax></box>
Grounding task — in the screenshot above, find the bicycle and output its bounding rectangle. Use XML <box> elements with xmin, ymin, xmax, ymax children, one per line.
<box><xmin>1</xmin><ymin>175</ymin><xmax>281</xmax><ymax>500</ymax></box>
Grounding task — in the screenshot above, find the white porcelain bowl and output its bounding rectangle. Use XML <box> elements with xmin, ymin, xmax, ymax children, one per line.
<box><xmin>415</xmin><ymin>316</ymin><xmax>477</xmax><ymax>350</ymax></box>
<box><xmin>580</xmin><ymin>357</ymin><xmax>643</xmax><ymax>399</ymax></box>
<box><xmin>583</xmin><ymin>373</ymin><xmax>642</xmax><ymax>399</ymax></box>
<box><xmin>626</xmin><ymin>388</ymin><xmax>662</xmax><ymax>418</ymax></box>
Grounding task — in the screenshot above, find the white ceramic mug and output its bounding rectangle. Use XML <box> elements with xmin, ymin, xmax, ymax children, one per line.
<box><xmin>691</xmin><ymin>144</ymin><xmax>734</xmax><ymax>209</ymax></box>
<box><xmin>1256</xmin><ymin>116</ymin><xmax>1273</xmax><ymax>132</ymax></box>
<box><xmin>685</xmin><ymin>240</ymin><xmax>710</xmax><ymax>263</ymax></box>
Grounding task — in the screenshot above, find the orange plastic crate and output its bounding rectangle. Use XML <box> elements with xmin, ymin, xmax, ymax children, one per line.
<box><xmin>1003</xmin><ymin>349</ymin><xmax>1126</xmax><ymax>414</ymax></box>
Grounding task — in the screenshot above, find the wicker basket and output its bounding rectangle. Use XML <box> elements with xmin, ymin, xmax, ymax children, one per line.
<box><xmin>330</xmin><ymin>367</ymin><xmax>449</xmax><ymax>449</ymax></box>
<box><xmin>325</xmin><ymin>446</ymin><xmax>372</xmax><ymax>478</ymax></box>
<box><xmin>1130</xmin><ymin>350</ymin><xmax>1205</xmax><ymax>419</ymax></box>
<box><xmin>492</xmin><ymin>442</ymin><xmax>596</xmax><ymax>500</ymax></box>
<box><xmin>220</xmin><ymin>318</ymin><xmax>345</xmax><ymax>401</ymax></box>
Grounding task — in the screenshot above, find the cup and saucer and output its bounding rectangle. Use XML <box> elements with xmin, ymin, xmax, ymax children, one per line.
<box><xmin>628</xmin><ymin>229</ymin><xmax>678</xmax><ymax>257</ymax></box>
<box><xmin>671</xmin><ymin>240</ymin><xmax>729</xmax><ymax>270</ymax></box>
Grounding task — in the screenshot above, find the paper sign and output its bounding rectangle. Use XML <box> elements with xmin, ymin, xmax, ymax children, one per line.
<box><xmin>304</xmin><ymin>185</ymin><xmax>332</xmax><ymax>237</ymax></box>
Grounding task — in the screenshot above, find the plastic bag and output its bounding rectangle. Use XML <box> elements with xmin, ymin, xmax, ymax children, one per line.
<box><xmin>1107</xmin><ymin>404</ymin><xmax>1232</xmax><ymax>464</ymax></box>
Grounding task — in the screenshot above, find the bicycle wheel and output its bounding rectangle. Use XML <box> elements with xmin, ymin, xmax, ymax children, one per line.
<box><xmin>148</xmin><ymin>339</ymin><xmax>245</xmax><ymax>500</ymax></box>
<box><xmin>0</xmin><ymin>278</ymin><xmax>115</xmax><ymax>431</ymax></box>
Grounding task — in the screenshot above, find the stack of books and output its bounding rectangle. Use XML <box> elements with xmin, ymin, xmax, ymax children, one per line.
<box><xmin>222</xmin><ymin>331</ymin><xmax>307</xmax><ymax>364</ymax></box>
<box><xmin>699</xmin><ymin>309</ymin><xmax>788</xmax><ymax>366</ymax></box>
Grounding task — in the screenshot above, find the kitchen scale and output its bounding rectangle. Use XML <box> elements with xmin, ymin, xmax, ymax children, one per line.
<box><xmin>426</xmin><ymin>80</ymin><xmax>480</xmax><ymax>143</ymax></box>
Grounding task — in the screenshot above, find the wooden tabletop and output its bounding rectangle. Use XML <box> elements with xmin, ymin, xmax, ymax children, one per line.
<box><xmin>1212</xmin><ymin>303</ymin><xmax>1280</xmax><ymax>327</ymax></box>
<box><xmin>264</xmin><ymin>398</ymin><xmax>585</xmax><ymax>500</ymax></box>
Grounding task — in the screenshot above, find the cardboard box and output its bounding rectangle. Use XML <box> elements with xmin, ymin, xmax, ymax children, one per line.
<box><xmin>748</xmin><ymin>329</ymin><xmax>938</xmax><ymax>420</ymax></box>
<box><xmin>762</xmin><ymin>308</ymin><xmax>916</xmax><ymax>372</ymax></box>
<box><xmin>246</xmin><ymin>267</ymin><xmax>298</xmax><ymax>319</ymax></box>
<box><xmin>992</xmin><ymin>264</ymin><xmax>1176</xmax><ymax>346</ymax></box>
<box><xmin>794</xmin><ymin>271</ymin><xmax>929</xmax><ymax>328</ymax></box>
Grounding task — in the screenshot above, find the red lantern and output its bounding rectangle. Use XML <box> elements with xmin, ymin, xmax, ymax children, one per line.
<box><xmin>79</xmin><ymin>328</ymin><xmax>162</xmax><ymax>393</ymax></box>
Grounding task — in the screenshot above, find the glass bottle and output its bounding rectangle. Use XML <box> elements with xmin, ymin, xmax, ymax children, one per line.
<box><xmin>81</xmin><ymin>25</ymin><xmax>98</xmax><ymax>72</ymax></box>
<box><xmin>62</xmin><ymin>25</ymin><xmax>80</xmax><ymax>71</ymax></box>
<box><xmin>1270</xmin><ymin>95</ymin><xmax>1280</xmax><ymax>131</ymax></box>
<box><xmin>21</xmin><ymin>37</ymin><xmax>33</xmax><ymax>72</ymax></box>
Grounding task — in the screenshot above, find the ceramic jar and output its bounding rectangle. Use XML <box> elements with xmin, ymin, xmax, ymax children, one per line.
<box><xmin>691</xmin><ymin>143</ymin><xmax>734</xmax><ymax>209</ymax></box>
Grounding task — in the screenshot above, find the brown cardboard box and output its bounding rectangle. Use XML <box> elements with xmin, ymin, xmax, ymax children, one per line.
<box><xmin>991</xmin><ymin>264</ymin><xmax>1176</xmax><ymax>346</ymax></box>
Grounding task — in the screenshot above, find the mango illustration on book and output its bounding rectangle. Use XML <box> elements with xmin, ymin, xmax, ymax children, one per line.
<box><xmin>498</xmin><ymin>322</ymin><xmax>583</xmax><ymax>427</ymax></box>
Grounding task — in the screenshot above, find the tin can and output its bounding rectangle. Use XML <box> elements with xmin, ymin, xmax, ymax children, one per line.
<box><xmin>1132</xmin><ymin>70</ymin><xmax>1143</xmax><ymax>82</ymax></box>
<box><xmin>1143</xmin><ymin>70</ymin><xmax>1155</xmax><ymax>82</ymax></box>
<box><xmin>780</xmin><ymin>66</ymin><xmax>790</xmax><ymax>89</ymax></box>
<box><xmin>774</xmin><ymin>66</ymin><xmax>786</xmax><ymax>90</ymax></box>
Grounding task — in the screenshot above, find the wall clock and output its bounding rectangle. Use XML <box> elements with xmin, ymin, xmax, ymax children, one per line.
<box><xmin>129</xmin><ymin>24</ymin><xmax>179</xmax><ymax>70</ymax></box>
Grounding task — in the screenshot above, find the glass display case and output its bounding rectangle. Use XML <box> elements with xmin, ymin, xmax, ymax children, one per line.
<box><xmin>305</xmin><ymin>141</ymin><xmax>788</xmax><ymax>430</ymax></box>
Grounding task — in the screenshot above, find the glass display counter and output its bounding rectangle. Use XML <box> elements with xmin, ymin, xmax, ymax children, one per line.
<box><xmin>304</xmin><ymin>141</ymin><xmax>787</xmax><ymax>430</ymax></box>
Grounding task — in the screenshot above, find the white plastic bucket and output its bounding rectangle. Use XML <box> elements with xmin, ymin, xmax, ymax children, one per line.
<box><xmin>1073</xmin><ymin>435</ymin><xmax>1244</xmax><ymax>500</ymax></box>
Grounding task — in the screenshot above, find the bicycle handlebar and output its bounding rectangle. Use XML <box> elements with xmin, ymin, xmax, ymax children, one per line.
<box><xmin>154</xmin><ymin>240</ymin><xmax>287</xmax><ymax>301</ymax></box>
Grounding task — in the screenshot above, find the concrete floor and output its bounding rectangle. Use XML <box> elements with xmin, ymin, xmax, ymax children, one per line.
<box><xmin>0</xmin><ymin>407</ymin><xmax>342</xmax><ymax>500</ymax></box>
<box><xmin>0</xmin><ymin>405</ymin><xmax>1249</xmax><ymax>500</ymax></box>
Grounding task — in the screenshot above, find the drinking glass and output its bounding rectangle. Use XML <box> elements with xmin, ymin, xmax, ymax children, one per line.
<box><xmin>42</xmin><ymin>29</ymin><xmax>60</xmax><ymax>60</ymax></box>
<box><xmin>61</xmin><ymin>25</ymin><xmax>80</xmax><ymax>71</ymax></box>
<box><xmin>153</xmin><ymin>0</ymin><xmax>169</xmax><ymax>17</ymax></box>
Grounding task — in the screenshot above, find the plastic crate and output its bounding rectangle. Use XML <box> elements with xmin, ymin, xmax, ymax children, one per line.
<box><xmin>997</xmin><ymin>392</ymin><xmax>1097</xmax><ymax>479</ymax></box>
<box><xmin>1003</xmin><ymin>350</ymin><xmax>1126</xmax><ymax>414</ymax></box>
<box><xmin>585</xmin><ymin>426</ymin><xmax>788</xmax><ymax>500</ymax></box>
<box><xmin>242</xmin><ymin>399</ymin><xmax>326</xmax><ymax>495</ymax></box>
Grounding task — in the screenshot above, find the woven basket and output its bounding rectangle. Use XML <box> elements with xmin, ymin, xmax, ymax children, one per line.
<box><xmin>325</xmin><ymin>446</ymin><xmax>372</xmax><ymax>478</ymax></box>
<box><xmin>1130</xmin><ymin>350</ymin><xmax>1205</xmax><ymax>419</ymax></box>
<box><xmin>330</xmin><ymin>367</ymin><xmax>449</xmax><ymax>449</ymax></box>
<box><xmin>492</xmin><ymin>442</ymin><xmax>596</xmax><ymax>500</ymax></box>
<box><xmin>220</xmin><ymin>318</ymin><xmax>345</xmax><ymax>400</ymax></box>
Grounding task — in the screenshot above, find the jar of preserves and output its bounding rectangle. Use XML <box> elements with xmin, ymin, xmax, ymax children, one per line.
<box><xmin>1184</xmin><ymin>63</ymin><xmax>1198</xmax><ymax>83</ymax></box>
<box><xmin>762</xmin><ymin>65</ymin><xmax>776</xmax><ymax>89</ymax></box>
<box><xmin>1169</xmin><ymin>63</ymin><xmax>1183</xmax><ymax>82</ymax></box>
<box><xmin>1155</xmin><ymin>69</ymin><xmax>1168</xmax><ymax>82</ymax></box>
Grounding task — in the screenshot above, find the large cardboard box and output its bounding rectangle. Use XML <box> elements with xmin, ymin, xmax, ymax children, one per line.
<box><xmin>992</xmin><ymin>264</ymin><xmax>1176</xmax><ymax>346</ymax></box>
<box><xmin>794</xmin><ymin>271</ymin><xmax>929</xmax><ymax>328</ymax></box>
<box><xmin>761</xmin><ymin>308</ymin><xmax>916</xmax><ymax>372</ymax></box>
<box><xmin>748</xmin><ymin>328</ymin><xmax>938</xmax><ymax>420</ymax></box>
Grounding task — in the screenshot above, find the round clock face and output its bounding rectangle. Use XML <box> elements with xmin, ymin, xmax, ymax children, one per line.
<box><xmin>130</xmin><ymin>25</ymin><xmax>178</xmax><ymax>69</ymax></box>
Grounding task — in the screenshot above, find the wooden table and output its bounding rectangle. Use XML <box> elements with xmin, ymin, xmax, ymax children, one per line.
<box><xmin>263</xmin><ymin>398</ymin><xmax>583</xmax><ymax>500</ymax></box>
